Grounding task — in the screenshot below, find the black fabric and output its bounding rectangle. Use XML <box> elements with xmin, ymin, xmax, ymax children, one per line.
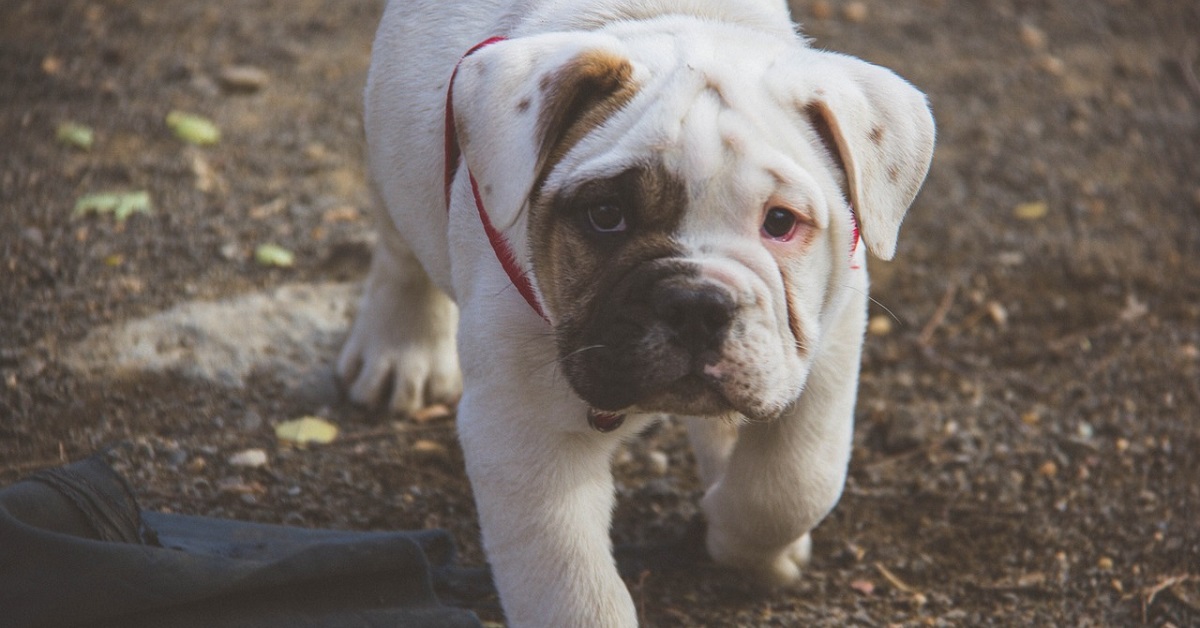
<box><xmin>0</xmin><ymin>456</ymin><xmax>485</xmax><ymax>628</ymax></box>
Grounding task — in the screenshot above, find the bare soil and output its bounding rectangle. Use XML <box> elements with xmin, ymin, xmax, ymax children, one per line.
<box><xmin>3</xmin><ymin>0</ymin><xmax>1198</xmax><ymax>625</ymax></box>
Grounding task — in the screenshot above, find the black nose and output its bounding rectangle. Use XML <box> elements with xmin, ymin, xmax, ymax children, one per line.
<box><xmin>652</xmin><ymin>282</ymin><xmax>735</xmax><ymax>354</ymax></box>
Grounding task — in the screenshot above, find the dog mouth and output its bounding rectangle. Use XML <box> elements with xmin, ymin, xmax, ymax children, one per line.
<box><xmin>566</xmin><ymin>348</ymin><xmax>759</xmax><ymax>420</ymax></box>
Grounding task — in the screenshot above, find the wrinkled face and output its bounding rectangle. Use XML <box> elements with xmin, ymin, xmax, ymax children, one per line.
<box><xmin>453</xmin><ymin>20</ymin><xmax>933</xmax><ymax>422</ymax></box>
<box><xmin>526</xmin><ymin>32</ymin><xmax>859</xmax><ymax>421</ymax></box>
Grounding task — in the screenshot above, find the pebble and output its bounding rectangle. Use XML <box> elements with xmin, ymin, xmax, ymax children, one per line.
<box><xmin>843</xmin><ymin>2</ymin><xmax>868</xmax><ymax>23</ymax></box>
<box><xmin>1036</xmin><ymin>54</ymin><xmax>1066</xmax><ymax>76</ymax></box>
<box><xmin>218</xmin><ymin>65</ymin><xmax>270</xmax><ymax>92</ymax></box>
<box><xmin>646</xmin><ymin>450</ymin><xmax>670</xmax><ymax>475</ymax></box>
<box><xmin>987</xmin><ymin>301</ymin><xmax>1008</xmax><ymax>327</ymax></box>
<box><xmin>411</xmin><ymin>403</ymin><xmax>452</xmax><ymax>424</ymax></box>
<box><xmin>868</xmin><ymin>315</ymin><xmax>893</xmax><ymax>336</ymax></box>
<box><xmin>21</xmin><ymin>227</ymin><xmax>44</xmax><ymax>248</ymax></box>
<box><xmin>228</xmin><ymin>448</ymin><xmax>269</xmax><ymax>468</ymax></box>
<box><xmin>411</xmin><ymin>439</ymin><xmax>450</xmax><ymax>464</ymax></box>
<box><xmin>810</xmin><ymin>0</ymin><xmax>832</xmax><ymax>20</ymax></box>
<box><xmin>1018</xmin><ymin>23</ymin><xmax>1047</xmax><ymax>50</ymax></box>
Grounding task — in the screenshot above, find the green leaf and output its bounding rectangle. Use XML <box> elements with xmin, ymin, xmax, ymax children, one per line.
<box><xmin>254</xmin><ymin>243</ymin><xmax>295</xmax><ymax>267</ymax></box>
<box><xmin>275</xmin><ymin>416</ymin><xmax>339</xmax><ymax>446</ymax></box>
<box><xmin>56</xmin><ymin>122</ymin><xmax>94</xmax><ymax>150</ymax></box>
<box><xmin>73</xmin><ymin>190</ymin><xmax>152</xmax><ymax>222</ymax></box>
<box><xmin>166</xmin><ymin>110</ymin><xmax>220</xmax><ymax>145</ymax></box>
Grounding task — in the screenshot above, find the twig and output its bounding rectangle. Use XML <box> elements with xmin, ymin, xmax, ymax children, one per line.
<box><xmin>1142</xmin><ymin>574</ymin><xmax>1193</xmax><ymax>623</ymax></box>
<box><xmin>874</xmin><ymin>562</ymin><xmax>921</xmax><ymax>595</ymax></box>
<box><xmin>0</xmin><ymin>458</ymin><xmax>67</xmax><ymax>477</ymax></box>
<box><xmin>918</xmin><ymin>282</ymin><xmax>958</xmax><ymax>347</ymax></box>
<box><xmin>1181</xmin><ymin>39</ymin><xmax>1200</xmax><ymax>100</ymax></box>
<box><xmin>330</xmin><ymin>421</ymin><xmax>454</xmax><ymax>446</ymax></box>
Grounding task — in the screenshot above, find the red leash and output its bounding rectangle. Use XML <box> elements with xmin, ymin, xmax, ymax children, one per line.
<box><xmin>445</xmin><ymin>38</ymin><xmax>623</xmax><ymax>431</ymax></box>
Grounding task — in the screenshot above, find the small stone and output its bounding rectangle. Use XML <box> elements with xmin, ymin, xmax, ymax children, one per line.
<box><xmin>987</xmin><ymin>301</ymin><xmax>1008</xmax><ymax>327</ymax></box>
<box><xmin>646</xmin><ymin>450</ymin><xmax>669</xmax><ymax>475</ymax></box>
<box><xmin>218</xmin><ymin>65</ymin><xmax>269</xmax><ymax>92</ymax></box>
<box><xmin>411</xmin><ymin>403</ymin><xmax>453</xmax><ymax>424</ymax></box>
<box><xmin>411</xmin><ymin>439</ymin><xmax>450</xmax><ymax>463</ymax></box>
<box><xmin>240</xmin><ymin>410</ymin><xmax>264</xmax><ymax>431</ymax></box>
<box><xmin>868</xmin><ymin>315</ymin><xmax>893</xmax><ymax>336</ymax></box>
<box><xmin>21</xmin><ymin>227</ymin><xmax>45</xmax><ymax>248</ymax></box>
<box><xmin>1037</xmin><ymin>460</ymin><xmax>1058</xmax><ymax>477</ymax></box>
<box><xmin>850</xmin><ymin>579</ymin><xmax>875</xmax><ymax>595</ymax></box>
<box><xmin>228</xmin><ymin>448</ymin><xmax>268</xmax><ymax>468</ymax></box>
<box><xmin>810</xmin><ymin>0</ymin><xmax>833</xmax><ymax>20</ymax></box>
<box><xmin>1097</xmin><ymin>556</ymin><xmax>1114</xmax><ymax>571</ymax></box>
<box><xmin>1018</xmin><ymin>23</ymin><xmax>1047</xmax><ymax>50</ymax></box>
<box><xmin>842</xmin><ymin>2</ymin><xmax>868</xmax><ymax>23</ymax></box>
<box><xmin>1036</xmin><ymin>54</ymin><xmax>1065</xmax><ymax>76</ymax></box>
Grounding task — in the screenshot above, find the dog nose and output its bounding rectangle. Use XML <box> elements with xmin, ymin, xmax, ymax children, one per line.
<box><xmin>652</xmin><ymin>282</ymin><xmax>735</xmax><ymax>353</ymax></box>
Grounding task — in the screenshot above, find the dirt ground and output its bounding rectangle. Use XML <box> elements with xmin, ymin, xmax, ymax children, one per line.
<box><xmin>3</xmin><ymin>0</ymin><xmax>1199</xmax><ymax>625</ymax></box>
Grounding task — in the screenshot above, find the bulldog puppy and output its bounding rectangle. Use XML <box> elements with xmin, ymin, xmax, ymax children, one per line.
<box><xmin>338</xmin><ymin>0</ymin><xmax>935</xmax><ymax>625</ymax></box>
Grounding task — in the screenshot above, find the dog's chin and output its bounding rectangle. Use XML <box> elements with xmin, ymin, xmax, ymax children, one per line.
<box><xmin>581</xmin><ymin>373</ymin><xmax>789</xmax><ymax>423</ymax></box>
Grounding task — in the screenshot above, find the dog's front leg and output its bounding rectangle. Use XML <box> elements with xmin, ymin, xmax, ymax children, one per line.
<box><xmin>701</xmin><ymin>307</ymin><xmax>866</xmax><ymax>587</ymax></box>
<box><xmin>455</xmin><ymin>354</ymin><xmax>638</xmax><ymax>627</ymax></box>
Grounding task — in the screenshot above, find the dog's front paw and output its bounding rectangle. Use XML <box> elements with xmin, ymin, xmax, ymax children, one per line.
<box><xmin>706</xmin><ymin>527</ymin><xmax>812</xmax><ymax>588</ymax></box>
<box><xmin>337</xmin><ymin>266</ymin><xmax>461</xmax><ymax>415</ymax></box>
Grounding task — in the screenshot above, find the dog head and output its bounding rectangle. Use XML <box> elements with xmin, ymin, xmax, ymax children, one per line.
<box><xmin>451</xmin><ymin>19</ymin><xmax>935</xmax><ymax>421</ymax></box>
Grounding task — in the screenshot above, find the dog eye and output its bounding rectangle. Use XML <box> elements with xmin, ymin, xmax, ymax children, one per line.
<box><xmin>761</xmin><ymin>207</ymin><xmax>798</xmax><ymax>240</ymax></box>
<box><xmin>586</xmin><ymin>203</ymin><xmax>627</xmax><ymax>233</ymax></box>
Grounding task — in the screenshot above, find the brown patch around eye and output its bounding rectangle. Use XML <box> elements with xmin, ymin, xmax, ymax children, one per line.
<box><xmin>528</xmin><ymin>164</ymin><xmax>687</xmax><ymax>322</ymax></box>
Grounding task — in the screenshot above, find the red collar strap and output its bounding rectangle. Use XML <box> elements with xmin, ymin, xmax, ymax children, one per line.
<box><xmin>445</xmin><ymin>39</ymin><xmax>622</xmax><ymax>432</ymax></box>
<box><xmin>444</xmin><ymin>36</ymin><xmax>549</xmax><ymax>322</ymax></box>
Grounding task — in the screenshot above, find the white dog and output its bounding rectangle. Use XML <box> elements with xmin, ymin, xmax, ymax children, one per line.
<box><xmin>338</xmin><ymin>0</ymin><xmax>934</xmax><ymax>625</ymax></box>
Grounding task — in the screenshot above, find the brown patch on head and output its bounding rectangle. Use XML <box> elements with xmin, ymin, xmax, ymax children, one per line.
<box><xmin>516</xmin><ymin>97</ymin><xmax>531</xmax><ymax>113</ymax></box>
<box><xmin>530</xmin><ymin>50</ymin><xmax>639</xmax><ymax>204</ymax></box>
<box><xmin>887</xmin><ymin>164</ymin><xmax>901</xmax><ymax>183</ymax></box>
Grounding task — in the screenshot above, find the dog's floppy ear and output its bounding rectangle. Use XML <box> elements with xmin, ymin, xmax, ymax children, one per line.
<box><xmin>792</xmin><ymin>51</ymin><xmax>935</xmax><ymax>260</ymax></box>
<box><xmin>450</xmin><ymin>34</ymin><xmax>636</xmax><ymax>251</ymax></box>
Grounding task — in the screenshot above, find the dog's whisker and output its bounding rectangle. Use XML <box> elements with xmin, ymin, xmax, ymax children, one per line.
<box><xmin>841</xmin><ymin>283</ymin><xmax>901</xmax><ymax>325</ymax></box>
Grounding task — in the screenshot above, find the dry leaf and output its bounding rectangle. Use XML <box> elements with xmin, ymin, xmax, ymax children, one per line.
<box><xmin>275</xmin><ymin>416</ymin><xmax>338</xmax><ymax>446</ymax></box>
<box><xmin>1014</xmin><ymin>201</ymin><xmax>1049</xmax><ymax>220</ymax></box>
<box><xmin>255</xmin><ymin>243</ymin><xmax>295</xmax><ymax>267</ymax></box>
<box><xmin>166</xmin><ymin>110</ymin><xmax>221</xmax><ymax>145</ymax></box>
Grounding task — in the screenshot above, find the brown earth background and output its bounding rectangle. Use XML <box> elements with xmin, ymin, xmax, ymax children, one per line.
<box><xmin>2</xmin><ymin>0</ymin><xmax>1199</xmax><ymax>625</ymax></box>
